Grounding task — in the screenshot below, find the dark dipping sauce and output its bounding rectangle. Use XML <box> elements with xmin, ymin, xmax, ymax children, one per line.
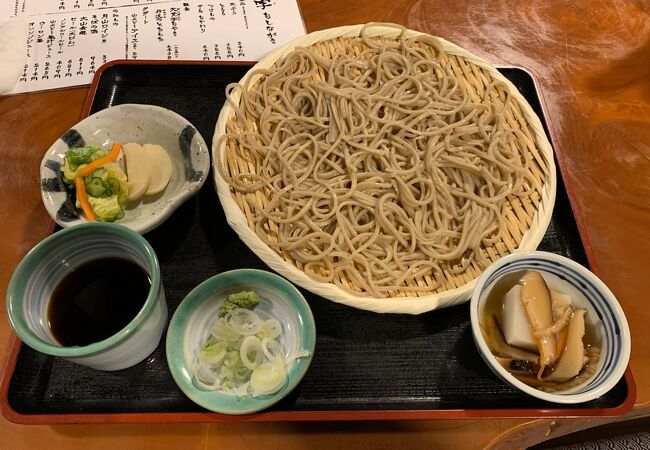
<box><xmin>48</xmin><ymin>257</ymin><xmax>151</xmax><ymax>347</ymax></box>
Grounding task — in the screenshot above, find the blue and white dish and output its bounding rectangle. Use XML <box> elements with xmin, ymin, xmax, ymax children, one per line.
<box><xmin>40</xmin><ymin>103</ymin><xmax>209</xmax><ymax>234</ymax></box>
<box><xmin>166</xmin><ymin>269</ymin><xmax>316</xmax><ymax>415</ymax></box>
<box><xmin>470</xmin><ymin>251</ymin><xmax>631</xmax><ymax>404</ymax></box>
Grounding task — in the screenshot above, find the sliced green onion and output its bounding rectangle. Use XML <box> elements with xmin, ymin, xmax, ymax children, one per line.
<box><xmin>226</xmin><ymin>308</ymin><xmax>262</xmax><ymax>335</ymax></box>
<box><xmin>240</xmin><ymin>336</ymin><xmax>263</xmax><ymax>370</ymax></box>
<box><xmin>211</xmin><ymin>319</ymin><xmax>240</xmax><ymax>341</ymax></box>
<box><xmin>261</xmin><ymin>337</ymin><xmax>284</xmax><ymax>363</ymax></box>
<box><xmin>194</xmin><ymin>362</ymin><xmax>220</xmax><ymax>387</ymax></box>
<box><xmin>250</xmin><ymin>362</ymin><xmax>287</xmax><ymax>396</ymax></box>
<box><xmin>257</xmin><ymin>319</ymin><xmax>282</xmax><ymax>340</ymax></box>
<box><xmin>200</xmin><ymin>337</ymin><xmax>227</xmax><ymax>365</ymax></box>
<box><xmin>223</xmin><ymin>350</ymin><xmax>240</xmax><ymax>368</ymax></box>
<box><xmin>192</xmin><ymin>299</ymin><xmax>310</xmax><ymax>397</ymax></box>
<box><xmin>234</xmin><ymin>364</ymin><xmax>252</xmax><ymax>381</ymax></box>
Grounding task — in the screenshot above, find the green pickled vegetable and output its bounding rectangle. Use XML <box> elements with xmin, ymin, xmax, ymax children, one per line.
<box><xmin>65</xmin><ymin>146</ymin><xmax>106</xmax><ymax>171</ymax></box>
<box><xmin>62</xmin><ymin>158</ymin><xmax>75</xmax><ymax>184</ymax></box>
<box><xmin>103</xmin><ymin>164</ymin><xmax>129</xmax><ymax>204</ymax></box>
<box><xmin>84</xmin><ymin>177</ymin><xmax>109</xmax><ymax>197</ymax></box>
<box><xmin>61</xmin><ymin>145</ymin><xmax>130</xmax><ymax>222</ymax></box>
<box><xmin>87</xmin><ymin>195</ymin><xmax>124</xmax><ymax>222</ymax></box>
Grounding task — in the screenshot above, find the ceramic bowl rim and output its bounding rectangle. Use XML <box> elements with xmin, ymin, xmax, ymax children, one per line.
<box><xmin>469</xmin><ymin>250</ymin><xmax>631</xmax><ymax>404</ymax></box>
<box><xmin>6</xmin><ymin>222</ymin><xmax>161</xmax><ymax>357</ymax></box>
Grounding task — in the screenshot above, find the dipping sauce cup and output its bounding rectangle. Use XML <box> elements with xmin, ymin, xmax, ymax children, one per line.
<box><xmin>6</xmin><ymin>222</ymin><xmax>167</xmax><ymax>371</ymax></box>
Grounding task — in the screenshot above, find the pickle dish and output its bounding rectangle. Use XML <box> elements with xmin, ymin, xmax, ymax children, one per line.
<box><xmin>40</xmin><ymin>103</ymin><xmax>209</xmax><ymax>234</ymax></box>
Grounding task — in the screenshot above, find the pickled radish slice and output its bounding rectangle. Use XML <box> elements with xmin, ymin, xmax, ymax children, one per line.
<box><xmin>143</xmin><ymin>143</ymin><xmax>173</xmax><ymax>195</ymax></box>
<box><xmin>123</xmin><ymin>142</ymin><xmax>151</xmax><ymax>201</ymax></box>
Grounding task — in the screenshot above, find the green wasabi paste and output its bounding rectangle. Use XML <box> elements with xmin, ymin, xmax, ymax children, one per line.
<box><xmin>219</xmin><ymin>290</ymin><xmax>261</xmax><ymax>317</ymax></box>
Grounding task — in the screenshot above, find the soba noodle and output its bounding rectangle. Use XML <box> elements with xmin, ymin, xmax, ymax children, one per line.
<box><xmin>217</xmin><ymin>24</ymin><xmax>538</xmax><ymax>298</ymax></box>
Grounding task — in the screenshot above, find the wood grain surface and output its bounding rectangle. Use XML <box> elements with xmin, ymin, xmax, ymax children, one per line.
<box><xmin>1</xmin><ymin>1</ymin><xmax>649</xmax><ymax>448</ymax></box>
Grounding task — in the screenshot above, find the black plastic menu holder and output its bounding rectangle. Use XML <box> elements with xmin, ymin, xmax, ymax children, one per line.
<box><xmin>2</xmin><ymin>62</ymin><xmax>631</xmax><ymax>422</ymax></box>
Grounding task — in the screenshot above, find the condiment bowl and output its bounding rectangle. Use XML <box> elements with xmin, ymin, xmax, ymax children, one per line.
<box><xmin>166</xmin><ymin>269</ymin><xmax>316</xmax><ymax>415</ymax></box>
<box><xmin>469</xmin><ymin>251</ymin><xmax>631</xmax><ymax>404</ymax></box>
<box><xmin>40</xmin><ymin>103</ymin><xmax>209</xmax><ymax>234</ymax></box>
<box><xmin>6</xmin><ymin>222</ymin><xmax>168</xmax><ymax>371</ymax></box>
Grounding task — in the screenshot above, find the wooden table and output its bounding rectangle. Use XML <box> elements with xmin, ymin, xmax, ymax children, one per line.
<box><xmin>1</xmin><ymin>1</ymin><xmax>649</xmax><ymax>448</ymax></box>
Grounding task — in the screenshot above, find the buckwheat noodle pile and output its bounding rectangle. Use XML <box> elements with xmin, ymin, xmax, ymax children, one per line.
<box><xmin>217</xmin><ymin>24</ymin><xmax>540</xmax><ymax>298</ymax></box>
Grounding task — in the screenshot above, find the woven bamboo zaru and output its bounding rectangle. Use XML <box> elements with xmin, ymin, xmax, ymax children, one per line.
<box><xmin>213</xmin><ymin>24</ymin><xmax>556</xmax><ymax>314</ymax></box>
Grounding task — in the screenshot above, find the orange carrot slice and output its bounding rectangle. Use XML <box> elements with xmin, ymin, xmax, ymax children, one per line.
<box><xmin>75</xmin><ymin>176</ymin><xmax>95</xmax><ymax>221</ymax></box>
<box><xmin>77</xmin><ymin>143</ymin><xmax>122</xmax><ymax>177</ymax></box>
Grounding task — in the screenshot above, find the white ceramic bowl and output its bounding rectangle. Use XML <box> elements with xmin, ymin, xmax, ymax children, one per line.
<box><xmin>470</xmin><ymin>251</ymin><xmax>631</xmax><ymax>404</ymax></box>
<box><xmin>166</xmin><ymin>269</ymin><xmax>316</xmax><ymax>414</ymax></box>
<box><xmin>40</xmin><ymin>103</ymin><xmax>209</xmax><ymax>234</ymax></box>
<box><xmin>6</xmin><ymin>222</ymin><xmax>168</xmax><ymax>371</ymax></box>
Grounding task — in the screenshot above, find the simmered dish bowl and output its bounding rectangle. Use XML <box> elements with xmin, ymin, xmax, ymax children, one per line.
<box><xmin>213</xmin><ymin>23</ymin><xmax>556</xmax><ymax>314</ymax></box>
<box><xmin>470</xmin><ymin>251</ymin><xmax>630</xmax><ymax>403</ymax></box>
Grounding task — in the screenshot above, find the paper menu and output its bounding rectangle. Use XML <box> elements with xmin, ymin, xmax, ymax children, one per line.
<box><xmin>1</xmin><ymin>0</ymin><xmax>306</xmax><ymax>95</ymax></box>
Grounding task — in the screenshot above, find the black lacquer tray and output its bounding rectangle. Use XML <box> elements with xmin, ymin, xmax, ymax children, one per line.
<box><xmin>0</xmin><ymin>61</ymin><xmax>634</xmax><ymax>424</ymax></box>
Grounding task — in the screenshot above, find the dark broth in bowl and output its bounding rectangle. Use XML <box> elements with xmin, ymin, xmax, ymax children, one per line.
<box><xmin>48</xmin><ymin>257</ymin><xmax>151</xmax><ymax>347</ymax></box>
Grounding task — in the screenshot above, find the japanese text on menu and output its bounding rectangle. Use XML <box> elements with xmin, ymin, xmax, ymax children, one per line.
<box><xmin>1</xmin><ymin>0</ymin><xmax>305</xmax><ymax>94</ymax></box>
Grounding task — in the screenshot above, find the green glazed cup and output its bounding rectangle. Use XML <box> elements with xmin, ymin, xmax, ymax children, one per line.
<box><xmin>6</xmin><ymin>222</ymin><xmax>167</xmax><ymax>371</ymax></box>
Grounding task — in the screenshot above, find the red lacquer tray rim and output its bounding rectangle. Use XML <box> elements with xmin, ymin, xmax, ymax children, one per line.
<box><xmin>0</xmin><ymin>59</ymin><xmax>637</xmax><ymax>424</ymax></box>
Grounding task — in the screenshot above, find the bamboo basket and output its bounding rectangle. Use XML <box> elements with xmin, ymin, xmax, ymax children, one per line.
<box><xmin>212</xmin><ymin>24</ymin><xmax>556</xmax><ymax>314</ymax></box>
